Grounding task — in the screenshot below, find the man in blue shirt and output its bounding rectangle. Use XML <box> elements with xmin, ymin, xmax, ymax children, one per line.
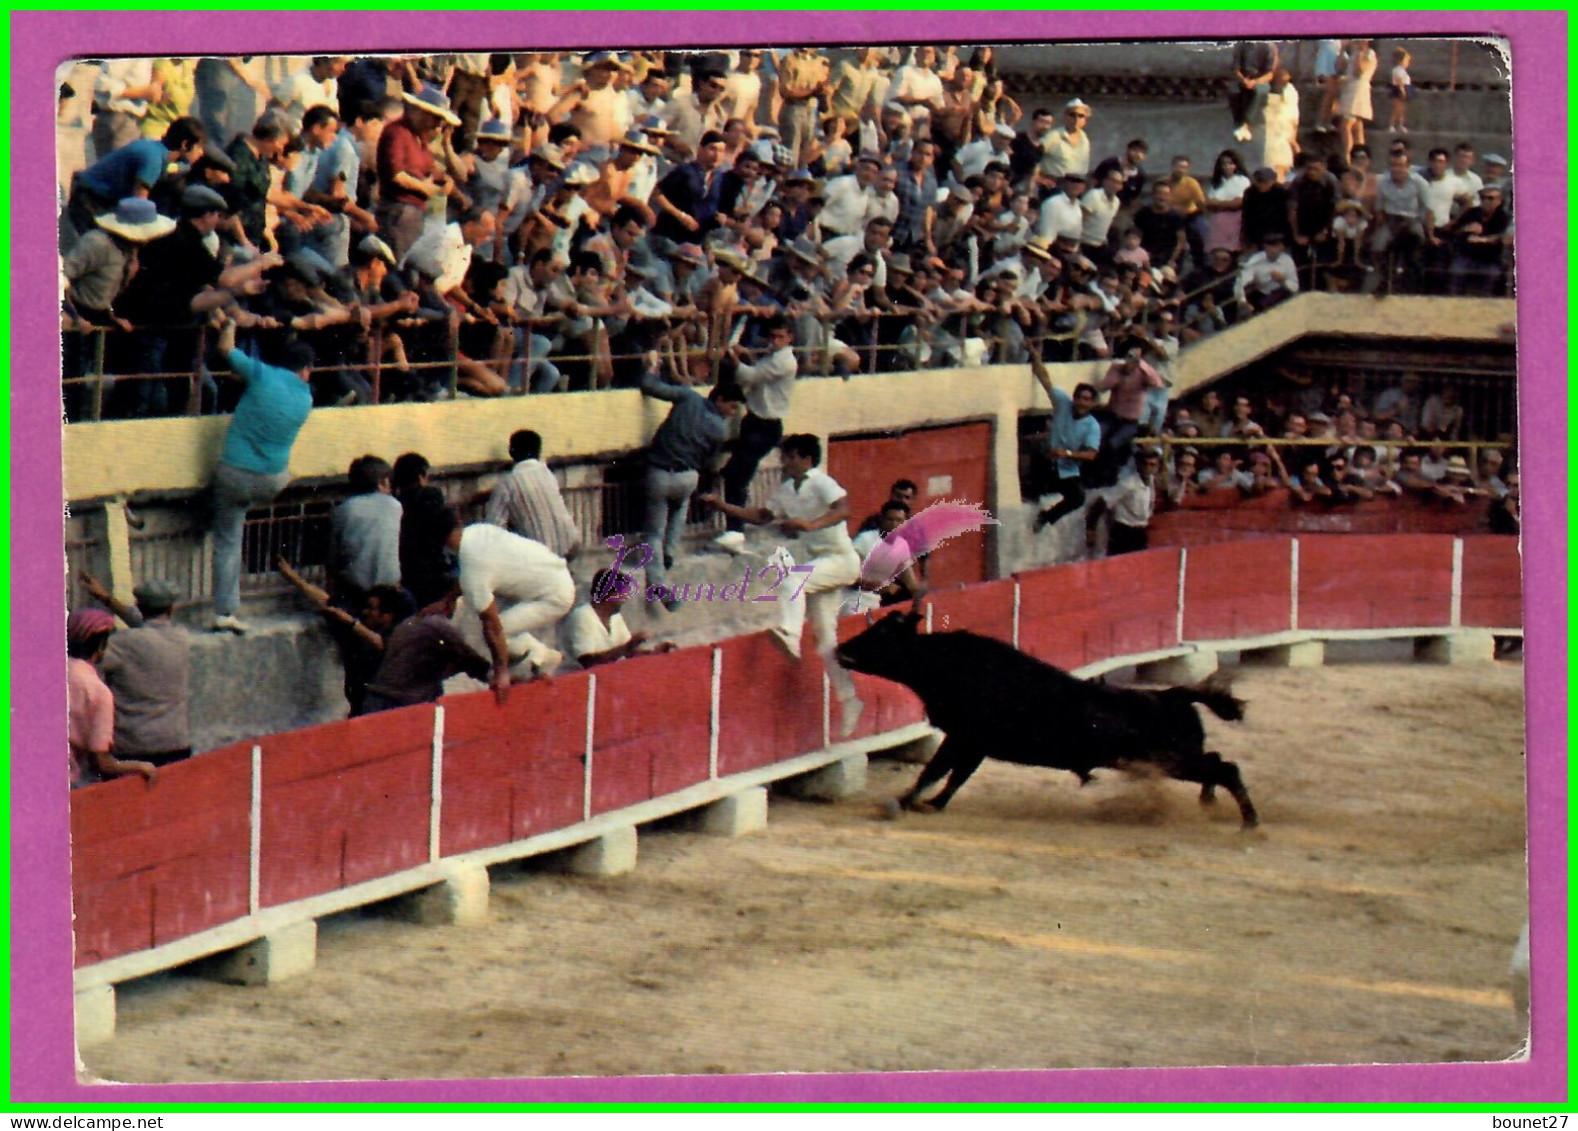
<box><xmin>65</xmin><ymin>117</ymin><xmax>206</xmax><ymax>249</ymax></box>
<box><xmin>208</xmin><ymin>320</ymin><xmax>315</xmax><ymax>633</ymax></box>
<box><xmin>1029</xmin><ymin>353</ymin><xmax>1101</xmax><ymax>533</ymax></box>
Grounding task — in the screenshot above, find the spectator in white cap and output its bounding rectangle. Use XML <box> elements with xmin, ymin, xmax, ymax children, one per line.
<box><xmin>1038</xmin><ymin>98</ymin><xmax>1093</xmax><ymax>182</ymax></box>
<box><xmin>953</xmin><ymin>120</ymin><xmax>1016</xmax><ymax>179</ymax></box>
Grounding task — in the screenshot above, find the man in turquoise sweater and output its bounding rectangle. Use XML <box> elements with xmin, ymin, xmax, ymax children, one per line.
<box><xmin>209</xmin><ymin>319</ymin><xmax>314</xmax><ymax>633</ymax></box>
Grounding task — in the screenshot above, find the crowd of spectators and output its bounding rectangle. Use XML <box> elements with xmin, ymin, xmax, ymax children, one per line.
<box><xmin>1042</xmin><ymin>366</ymin><xmax>1519</xmax><ymax>558</ymax></box>
<box><xmin>60</xmin><ymin>42</ymin><xmax>1515</xmax><ymax>421</ymax></box>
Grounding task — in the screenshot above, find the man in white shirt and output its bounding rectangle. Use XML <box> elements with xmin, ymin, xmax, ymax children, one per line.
<box><xmin>1235</xmin><ymin>232</ymin><xmax>1300</xmax><ymax>311</ymax></box>
<box><xmin>1036</xmin><ymin>172</ymin><xmax>1089</xmax><ymax>248</ymax></box>
<box><xmin>1105</xmin><ymin>449</ymin><xmax>1163</xmax><ymax>556</ymax></box>
<box><xmin>715</xmin><ymin>316</ymin><xmax>800</xmax><ymax>553</ymax></box>
<box><xmin>1080</xmin><ymin>165</ymin><xmax>1125</xmax><ymax>259</ymax></box>
<box><xmin>721</xmin><ymin>50</ymin><xmax>763</xmax><ymax>133</ymax></box>
<box><xmin>818</xmin><ymin>153</ymin><xmax>882</xmax><ymax>238</ymax></box>
<box><xmin>822</xmin><ymin>216</ymin><xmax>893</xmax><ymax>284</ymax></box>
<box><xmin>272</xmin><ymin>56</ymin><xmax>348</xmax><ymax>135</ymax></box>
<box><xmin>703</xmin><ymin>433</ymin><xmax>866</xmax><ymax>737</ymax></box>
<box><xmin>954</xmin><ymin>123</ymin><xmax>1015</xmax><ymax>180</ymax></box>
<box><xmin>1038</xmin><ymin>99</ymin><xmax>1093</xmax><ymax>180</ymax></box>
<box><xmin>884</xmin><ymin>46</ymin><xmax>945</xmax><ymax>140</ymax></box>
<box><xmin>447</xmin><ymin>522</ymin><xmax>576</xmax><ymax>702</ymax></box>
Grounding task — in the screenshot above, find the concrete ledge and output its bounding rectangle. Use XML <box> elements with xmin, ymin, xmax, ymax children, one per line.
<box><xmin>873</xmin><ymin>730</ymin><xmax>943</xmax><ymax>766</ymax></box>
<box><xmin>74</xmin><ymin>984</ymin><xmax>116</xmax><ymax>1047</ymax></box>
<box><xmin>1416</xmin><ymin>629</ymin><xmax>1498</xmax><ymax>664</ymax></box>
<box><xmin>392</xmin><ymin>863</ymin><xmax>491</xmax><ymax>926</ymax></box>
<box><xmin>779</xmin><ymin>753</ymin><xmax>868</xmax><ymax>801</ymax></box>
<box><xmin>1135</xmin><ymin>650</ymin><xmax>1219</xmax><ymax>684</ymax></box>
<box><xmin>207</xmin><ymin>920</ymin><xmax>317</xmax><ymax>986</ymax></box>
<box><xmin>688</xmin><ymin>787</ymin><xmax>769</xmax><ymax>837</ymax></box>
<box><xmin>557</xmin><ymin>826</ymin><xmax>639</xmax><ymax>877</ymax></box>
<box><xmin>1242</xmin><ymin>640</ymin><xmax>1326</xmax><ymax>667</ymax></box>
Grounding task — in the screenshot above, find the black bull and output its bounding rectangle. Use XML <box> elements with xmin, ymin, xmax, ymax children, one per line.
<box><xmin>834</xmin><ymin>609</ymin><xmax>1259</xmax><ymax>828</ymax></box>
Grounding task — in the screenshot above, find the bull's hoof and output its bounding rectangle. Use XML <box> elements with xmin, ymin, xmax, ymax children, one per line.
<box><xmin>876</xmin><ymin>797</ymin><xmax>904</xmax><ymax>821</ymax></box>
<box><xmin>909</xmin><ymin>800</ymin><xmax>940</xmax><ymax>815</ymax></box>
<box><xmin>1238</xmin><ymin>819</ymin><xmax>1261</xmax><ymax>832</ymax></box>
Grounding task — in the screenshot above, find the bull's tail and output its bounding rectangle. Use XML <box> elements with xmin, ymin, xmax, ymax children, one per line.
<box><xmin>1164</xmin><ymin>677</ymin><xmax>1246</xmax><ymax>723</ymax></box>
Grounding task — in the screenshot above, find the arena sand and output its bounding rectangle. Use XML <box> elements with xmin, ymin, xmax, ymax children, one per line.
<box><xmin>82</xmin><ymin>661</ymin><xmax>1528</xmax><ymax>1083</ymax></box>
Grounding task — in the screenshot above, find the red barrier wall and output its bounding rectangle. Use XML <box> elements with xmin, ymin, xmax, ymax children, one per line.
<box><xmin>716</xmin><ymin>632</ymin><xmax>824</xmax><ymax>776</ymax></box>
<box><xmin>836</xmin><ymin>612</ymin><xmax>928</xmax><ymax>741</ymax></box>
<box><xmin>1460</xmin><ymin>536</ymin><xmax>1523</xmax><ymax>628</ymax></box>
<box><xmin>1297</xmin><ymin>534</ymin><xmax>1455</xmax><ymax>630</ymax></box>
<box><xmin>1152</xmin><ymin>495</ymin><xmax>1490</xmax><ymax>547</ymax></box>
<box><xmin>1017</xmin><ymin>550</ymin><xmax>1179</xmax><ymax>670</ymax></box>
<box><xmin>1183</xmin><ymin>539</ymin><xmax>1295</xmax><ymax>641</ymax></box>
<box><xmin>71</xmin><ymin>743</ymin><xmax>253</xmax><ymax>967</ymax></box>
<box><xmin>258</xmin><ymin>710</ymin><xmax>434</xmax><ymax>907</ymax></box>
<box><xmin>591</xmin><ymin>646</ymin><xmax>713</xmax><ymax>815</ymax></box>
<box><xmin>441</xmin><ymin>677</ymin><xmax>589</xmax><ymax>856</ymax></box>
<box><xmin>70</xmin><ymin>533</ymin><xmax>1523</xmax><ymax>972</ymax></box>
<box><xmin>829</xmin><ymin>422</ymin><xmax>992</xmax><ymax>590</ymax></box>
<box><xmin>926</xmin><ymin>578</ymin><xmax>1016</xmax><ymax>644</ymax></box>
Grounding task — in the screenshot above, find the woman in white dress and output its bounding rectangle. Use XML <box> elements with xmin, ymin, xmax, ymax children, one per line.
<box><xmin>1261</xmin><ymin>69</ymin><xmax>1300</xmax><ymax>182</ymax></box>
<box><xmin>1336</xmin><ymin>39</ymin><xmax>1378</xmax><ymax>165</ymax></box>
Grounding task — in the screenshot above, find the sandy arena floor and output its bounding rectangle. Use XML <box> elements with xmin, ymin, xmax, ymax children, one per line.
<box><xmin>81</xmin><ymin>660</ymin><xmax>1528</xmax><ymax>1085</ymax></box>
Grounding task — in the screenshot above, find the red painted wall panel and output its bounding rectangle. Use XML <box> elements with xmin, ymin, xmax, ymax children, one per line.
<box><xmin>441</xmin><ymin>677</ymin><xmax>589</xmax><ymax>856</ymax></box>
<box><xmin>835</xmin><ymin>612</ymin><xmax>929</xmax><ymax>739</ymax></box>
<box><xmin>1297</xmin><ymin>534</ymin><xmax>1454</xmax><ymax>630</ymax></box>
<box><xmin>1183</xmin><ymin>538</ymin><xmax>1295</xmax><ymax>641</ymax></box>
<box><xmin>717</xmin><ymin>632</ymin><xmax>825</xmax><ymax>776</ymax></box>
<box><xmin>1460</xmin><ymin>536</ymin><xmax>1524</xmax><ymax>628</ymax></box>
<box><xmin>926</xmin><ymin>578</ymin><xmax>1016</xmax><ymax>644</ymax></box>
<box><xmin>258</xmin><ymin>710</ymin><xmax>434</xmax><ymax>907</ymax></box>
<box><xmin>591</xmin><ymin>646</ymin><xmax>712</xmax><ymax>815</ymax></box>
<box><xmin>1151</xmin><ymin>495</ymin><xmax>1491</xmax><ymax>548</ymax></box>
<box><xmin>70</xmin><ymin>743</ymin><xmax>252</xmax><ymax>966</ymax></box>
<box><xmin>829</xmin><ymin>422</ymin><xmax>993</xmax><ymax>590</ymax></box>
<box><xmin>1015</xmin><ymin>562</ymin><xmax>1100</xmax><ymax>671</ymax></box>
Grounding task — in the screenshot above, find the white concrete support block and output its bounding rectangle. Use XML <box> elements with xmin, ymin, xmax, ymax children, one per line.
<box><xmin>1243</xmin><ymin>640</ymin><xmax>1326</xmax><ymax>668</ymax></box>
<box><xmin>781</xmin><ymin>753</ymin><xmax>868</xmax><ymax>801</ymax></box>
<box><xmin>692</xmin><ymin>787</ymin><xmax>769</xmax><ymax>837</ymax></box>
<box><xmin>397</xmin><ymin>863</ymin><xmax>491</xmax><ymax>926</ymax></box>
<box><xmin>560</xmin><ymin>826</ymin><xmax>639</xmax><ymax>877</ymax></box>
<box><xmin>209</xmin><ymin>920</ymin><xmax>318</xmax><ymax>986</ymax></box>
<box><xmin>1135</xmin><ymin>650</ymin><xmax>1219</xmax><ymax>684</ymax></box>
<box><xmin>876</xmin><ymin>731</ymin><xmax>943</xmax><ymax>766</ymax></box>
<box><xmin>74</xmin><ymin>984</ymin><xmax>116</xmax><ymax>1047</ymax></box>
<box><xmin>1416</xmin><ymin>629</ymin><xmax>1497</xmax><ymax>664</ymax></box>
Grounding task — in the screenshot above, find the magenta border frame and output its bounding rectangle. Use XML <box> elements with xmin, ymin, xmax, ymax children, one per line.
<box><xmin>12</xmin><ymin>9</ymin><xmax>1565</xmax><ymax>1104</ymax></box>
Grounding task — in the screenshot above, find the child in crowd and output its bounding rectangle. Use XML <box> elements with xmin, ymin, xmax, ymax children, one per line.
<box><xmin>1113</xmin><ymin>227</ymin><xmax>1150</xmax><ymax>269</ymax></box>
<box><xmin>1388</xmin><ymin>47</ymin><xmax>1413</xmax><ymax>134</ymax></box>
<box><xmin>1332</xmin><ymin>168</ymin><xmax>1371</xmax><ymax>267</ymax></box>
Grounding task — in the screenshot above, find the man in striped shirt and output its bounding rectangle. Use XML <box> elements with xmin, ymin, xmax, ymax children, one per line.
<box><xmin>485</xmin><ymin>430</ymin><xmax>582</xmax><ymax>560</ymax></box>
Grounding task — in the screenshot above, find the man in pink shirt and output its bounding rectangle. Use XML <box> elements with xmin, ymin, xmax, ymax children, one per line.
<box><xmin>1094</xmin><ymin>342</ymin><xmax>1165</xmax><ymax>486</ymax></box>
<box><xmin>68</xmin><ymin>609</ymin><xmax>157</xmax><ymax>788</ymax></box>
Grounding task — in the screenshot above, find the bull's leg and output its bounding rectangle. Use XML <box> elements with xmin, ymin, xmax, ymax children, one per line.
<box><xmin>898</xmin><ymin>737</ymin><xmax>961</xmax><ymax>811</ymax></box>
<box><xmin>1170</xmin><ymin>752</ymin><xmax>1259</xmax><ymax>829</ymax></box>
<box><xmin>925</xmin><ymin>746</ymin><xmax>989</xmax><ymax>812</ymax></box>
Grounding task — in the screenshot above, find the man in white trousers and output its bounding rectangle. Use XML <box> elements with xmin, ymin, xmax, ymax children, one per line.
<box><xmin>446</xmin><ymin>522</ymin><xmax>575</xmax><ymax>704</ymax></box>
<box><xmin>702</xmin><ymin>433</ymin><xmax>865</xmax><ymax>738</ymax></box>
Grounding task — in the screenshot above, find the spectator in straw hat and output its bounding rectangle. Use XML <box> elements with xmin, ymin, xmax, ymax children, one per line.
<box><xmin>377</xmin><ymin>84</ymin><xmax>461</xmax><ymax>260</ymax></box>
<box><xmin>78</xmin><ymin>573</ymin><xmax>193</xmax><ymax>768</ymax></box>
<box><xmin>62</xmin><ymin>197</ymin><xmax>176</xmax><ymax>337</ymax></box>
<box><xmin>68</xmin><ymin>607</ymin><xmax>158</xmax><ymax>788</ymax></box>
